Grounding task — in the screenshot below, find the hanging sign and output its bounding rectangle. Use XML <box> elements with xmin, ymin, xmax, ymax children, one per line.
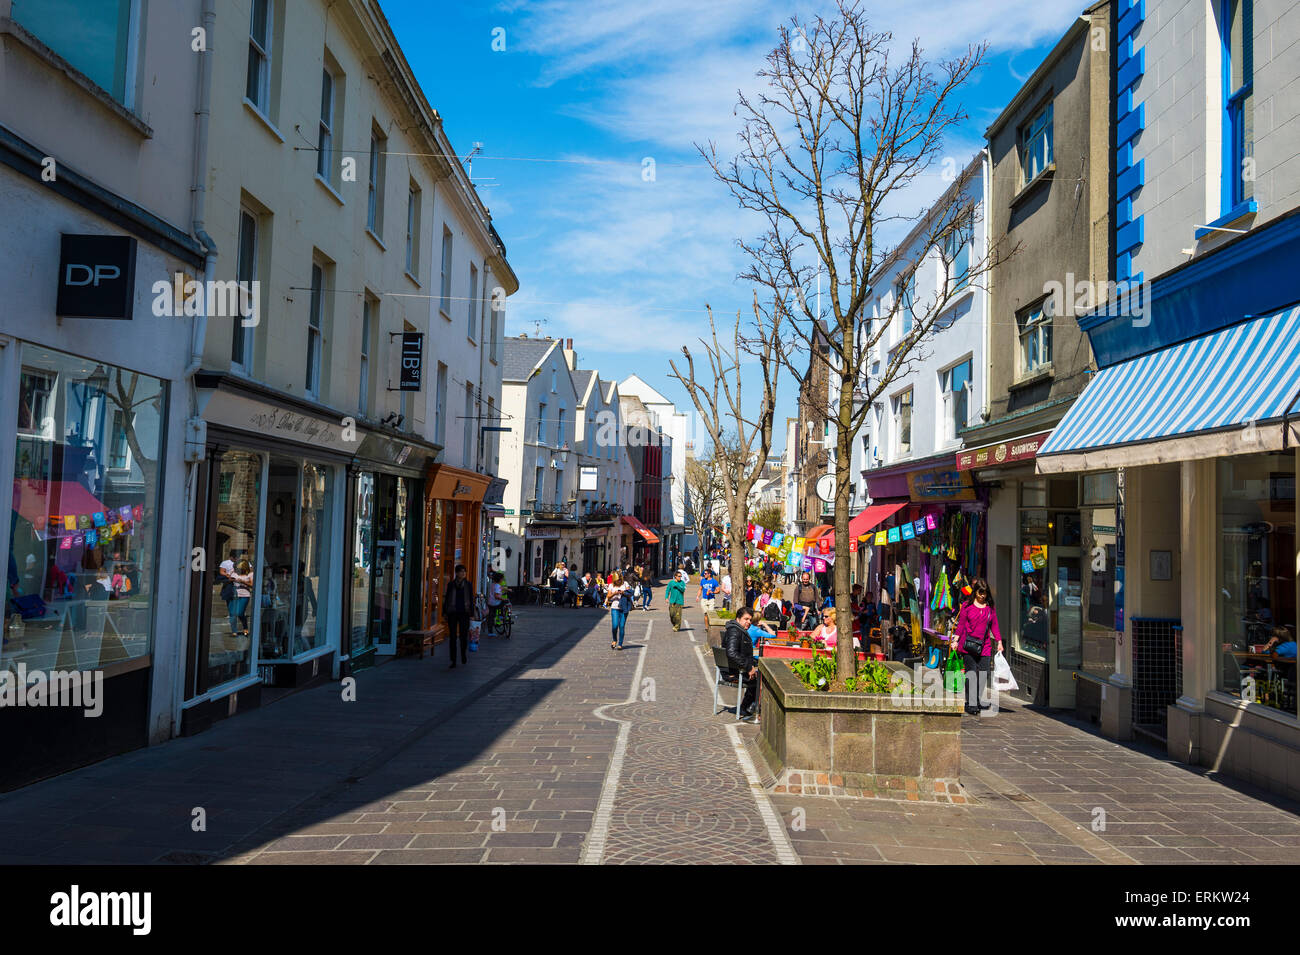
<box><xmin>907</xmin><ymin>466</ymin><xmax>976</xmax><ymax>502</ymax></box>
<box><xmin>887</xmin><ymin>526</ymin><xmax>901</xmax><ymax>543</ymax></box>
<box><xmin>56</xmin><ymin>234</ymin><xmax>137</xmax><ymax>320</ymax></box>
<box><xmin>901</xmin><ymin>523</ymin><xmax>915</xmax><ymax>541</ymax></box>
<box><xmin>399</xmin><ymin>332</ymin><xmax>424</xmax><ymax>391</ymax></box>
<box><xmin>874</xmin><ymin>530</ymin><xmax>888</xmax><ymax>546</ymax></box>
<box><xmin>913</xmin><ymin>519</ymin><xmax>926</xmax><ymax>536</ymax></box>
<box><xmin>925</xmin><ymin>514</ymin><xmax>937</xmax><ymax>531</ymax></box>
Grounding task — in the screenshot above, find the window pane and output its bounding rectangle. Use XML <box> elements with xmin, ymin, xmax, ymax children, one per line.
<box><xmin>6</xmin><ymin>347</ymin><xmax>166</xmax><ymax>675</ymax></box>
<box><xmin>14</xmin><ymin>0</ymin><xmax>133</xmax><ymax>104</ymax></box>
<box><xmin>209</xmin><ymin>449</ymin><xmax>261</xmax><ymax>687</ymax></box>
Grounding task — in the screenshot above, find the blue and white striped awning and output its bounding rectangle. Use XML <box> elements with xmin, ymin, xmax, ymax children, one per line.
<box><xmin>1040</xmin><ymin>306</ymin><xmax>1300</xmax><ymax>457</ymax></box>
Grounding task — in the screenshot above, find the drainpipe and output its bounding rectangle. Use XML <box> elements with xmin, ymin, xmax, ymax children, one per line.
<box><xmin>171</xmin><ymin>0</ymin><xmax>218</xmax><ymax>738</ymax></box>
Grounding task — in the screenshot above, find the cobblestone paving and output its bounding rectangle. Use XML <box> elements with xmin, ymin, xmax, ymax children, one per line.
<box><xmin>596</xmin><ymin>617</ymin><xmax>787</xmax><ymax>864</ymax></box>
<box><xmin>1</xmin><ymin>582</ymin><xmax>1296</xmax><ymax>865</ymax></box>
<box><xmin>768</xmin><ymin>698</ymin><xmax>1300</xmax><ymax>865</ymax></box>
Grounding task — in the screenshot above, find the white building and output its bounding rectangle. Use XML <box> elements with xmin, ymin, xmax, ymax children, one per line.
<box><xmin>618</xmin><ymin>374</ymin><xmax>689</xmax><ymax>565</ymax></box>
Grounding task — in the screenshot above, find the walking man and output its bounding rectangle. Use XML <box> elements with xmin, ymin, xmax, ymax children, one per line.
<box><xmin>444</xmin><ymin>563</ymin><xmax>474</xmax><ymax>669</ymax></box>
<box><xmin>700</xmin><ymin>567</ymin><xmax>720</xmax><ymax>616</ymax></box>
<box><xmin>667</xmin><ymin>570</ymin><xmax>687</xmax><ymax>631</ymax></box>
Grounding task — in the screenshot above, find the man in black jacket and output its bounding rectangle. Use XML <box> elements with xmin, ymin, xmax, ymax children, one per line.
<box><xmin>723</xmin><ymin>606</ymin><xmax>760</xmax><ymax>719</ymax></box>
<box><xmin>444</xmin><ymin>564</ymin><xmax>474</xmax><ymax>669</ymax></box>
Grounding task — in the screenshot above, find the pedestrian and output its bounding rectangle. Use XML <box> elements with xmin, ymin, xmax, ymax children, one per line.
<box><xmin>605</xmin><ymin>570</ymin><xmax>633</xmax><ymax>650</ymax></box>
<box><xmin>723</xmin><ymin>606</ymin><xmax>760</xmax><ymax>720</ymax></box>
<box><xmin>792</xmin><ymin>571</ymin><xmax>820</xmax><ymax>630</ymax></box>
<box><xmin>949</xmin><ymin>577</ymin><xmax>1003</xmax><ymax>715</ymax></box>
<box><xmin>484</xmin><ymin>570</ymin><xmax>506</xmax><ymax>635</ymax></box>
<box><xmin>699</xmin><ymin>567</ymin><xmax>719</xmax><ymax>615</ymax></box>
<box><xmin>667</xmin><ymin>570</ymin><xmax>687</xmax><ymax>631</ymax></box>
<box><xmin>720</xmin><ymin>571</ymin><xmax>733</xmax><ymax>611</ymax></box>
<box><xmin>640</xmin><ymin>569</ymin><xmax>653</xmax><ymax>610</ymax></box>
<box><xmin>444</xmin><ymin>563</ymin><xmax>474</xmax><ymax>669</ymax></box>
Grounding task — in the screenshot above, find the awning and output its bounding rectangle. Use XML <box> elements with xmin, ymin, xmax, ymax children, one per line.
<box><xmin>1039</xmin><ymin>306</ymin><xmax>1300</xmax><ymax>472</ymax></box>
<box><xmin>621</xmin><ymin>515</ymin><xmax>660</xmax><ymax>544</ymax></box>
<box><xmin>849</xmin><ymin>502</ymin><xmax>909</xmax><ymax>541</ymax></box>
<box><xmin>804</xmin><ymin>524</ymin><xmax>835</xmax><ymax>542</ymax></box>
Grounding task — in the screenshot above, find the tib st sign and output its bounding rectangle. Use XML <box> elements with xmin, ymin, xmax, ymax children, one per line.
<box><xmin>399</xmin><ymin>333</ymin><xmax>424</xmax><ymax>391</ymax></box>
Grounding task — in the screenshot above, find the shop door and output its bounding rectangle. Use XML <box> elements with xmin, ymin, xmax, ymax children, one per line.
<box><xmin>1048</xmin><ymin>549</ymin><xmax>1084</xmax><ymax>707</ymax></box>
<box><xmin>371</xmin><ymin>475</ymin><xmax>404</xmax><ymax>654</ymax></box>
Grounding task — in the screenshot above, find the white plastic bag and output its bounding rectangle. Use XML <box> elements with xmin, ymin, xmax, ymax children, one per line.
<box><xmin>993</xmin><ymin>651</ymin><xmax>1018</xmax><ymax>692</ymax></box>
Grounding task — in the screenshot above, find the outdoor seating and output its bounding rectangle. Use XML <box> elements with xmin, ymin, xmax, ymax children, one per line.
<box><xmin>711</xmin><ymin>645</ymin><xmax>746</xmax><ymax>719</ymax></box>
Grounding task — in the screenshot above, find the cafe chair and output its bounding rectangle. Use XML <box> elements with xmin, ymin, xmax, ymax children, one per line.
<box><xmin>711</xmin><ymin>645</ymin><xmax>746</xmax><ymax>720</ymax></box>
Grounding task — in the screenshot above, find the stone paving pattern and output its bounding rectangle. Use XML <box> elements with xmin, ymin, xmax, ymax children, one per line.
<box><xmin>0</xmin><ymin>583</ymin><xmax>1296</xmax><ymax>864</ymax></box>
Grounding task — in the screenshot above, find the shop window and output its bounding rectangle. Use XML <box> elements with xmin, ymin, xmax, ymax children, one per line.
<box><xmin>1082</xmin><ymin>470</ymin><xmax>1118</xmax><ymax>506</ymax></box>
<box><xmin>350</xmin><ymin>472</ymin><xmax>374</xmax><ymax>657</ymax></box>
<box><xmin>1020</xmin><ymin>478</ymin><xmax>1047</xmax><ymax>508</ymax></box>
<box><xmin>6</xmin><ymin>346</ymin><xmax>164</xmax><ymax>674</ymax></box>
<box><xmin>1048</xmin><ymin>477</ymin><xmax>1078</xmax><ymax>509</ymax></box>
<box><xmin>1017</xmin><ymin>508</ymin><xmax>1050</xmax><ymax>660</ymax></box>
<box><xmin>208</xmin><ymin>449</ymin><xmax>262</xmax><ymax>688</ymax></box>
<box><xmin>295</xmin><ymin>462</ymin><xmax>334</xmax><ymax>655</ymax></box>
<box><xmin>1216</xmin><ymin>451</ymin><xmax>1296</xmax><ymax>718</ymax></box>
<box><xmin>14</xmin><ymin>0</ymin><xmax>137</xmax><ymax>107</ymax></box>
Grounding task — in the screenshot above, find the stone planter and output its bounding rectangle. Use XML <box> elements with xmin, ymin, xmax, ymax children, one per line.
<box><xmin>755</xmin><ymin>658</ymin><xmax>963</xmax><ymax>798</ymax></box>
<box><xmin>703</xmin><ymin>612</ymin><xmax>730</xmax><ymax>648</ymax></box>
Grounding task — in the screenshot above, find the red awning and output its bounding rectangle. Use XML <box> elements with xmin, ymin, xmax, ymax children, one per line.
<box><xmin>621</xmin><ymin>515</ymin><xmax>660</xmax><ymax>544</ymax></box>
<box><xmin>849</xmin><ymin>502</ymin><xmax>909</xmax><ymax>541</ymax></box>
<box><xmin>12</xmin><ymin>479</ymin><xmax>109</xmax><ymax>533</ymax></box>
<box><xmin>804</xmin><ymin>523</ymin><xmax>835</xmax><ymax>542</ymax></box>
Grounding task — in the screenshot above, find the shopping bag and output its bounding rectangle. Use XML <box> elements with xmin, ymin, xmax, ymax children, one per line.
<box><xmin>944</xmin><ymin>649</ymin><xmax>964</xmax><ymax>695</ymax></box>
<box><xmin>468</xmin><ymin>639</ymin><xmax>479</xmax><ymax>652</ymax></box>
<box><xmin>993</xmin><ymin>651</ymin><xmax>1018</xmax><ymax>692</ymax></box>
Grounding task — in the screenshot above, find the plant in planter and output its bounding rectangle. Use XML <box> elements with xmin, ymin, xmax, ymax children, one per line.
<box><xmin>790</xmin><ymin>653</ymin><xmax>836</xmax><ymax>691</ymax></box>
<box><xmin>843</xmin><ymin>659</ymin><xmax>897</xmax><ymax>694</ymax></box>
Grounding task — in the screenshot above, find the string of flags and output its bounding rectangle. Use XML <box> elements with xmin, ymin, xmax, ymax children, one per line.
<box><xmin>32</xmin><ymin>505</ymin><xmax>142</xmax><ymax>550</ymax></box>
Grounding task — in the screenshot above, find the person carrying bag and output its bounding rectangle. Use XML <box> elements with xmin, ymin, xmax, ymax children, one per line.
<box><xmin>949</xmin><ymin>577</ymin><xmax>1003</xmax><ymax>715</ymax></box>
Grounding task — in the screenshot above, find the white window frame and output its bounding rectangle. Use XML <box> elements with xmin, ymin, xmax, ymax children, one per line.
<box><xmin>1020</xmin><ymin>100</ymin><xmax>1054</xmax><ymax>185</ymax></box>
<box><xmin>434</xmin><ymin>362</ymin><xmax>448</xmax><ymax>445</ymax></box>
<box><xmin>439</xmin><ymin>227</ymin><xmax>453</xmax><ymax>314</ymax></box>
<box><xmin>893</xmin><ymin>388</ymin><xmax>913</xmax><ymax>456</ymax></box>
<box><xmin>246</xmin><ymin>0</ymin><xmax>272</xmax><ymax>113</ymax></box>
<box><xmin>233</xmin><ymin>207</ymin><xmax>258</xmax><ymax>372</ymax></box>
<box><xmin>367</xmin><ymin>128</ymin><xmax>385</xmax><ymax>237</ymax></box>
<box><xmin>359</xmin><ymin>297</ymin><xmax>373</xmax><ymax>416</ymax></box>
<box><xmin>317</xmin><ymin>68</ymin><xmax>335</xmax><ymax>182</ymax></box>
<box><xmin>306</xmin><ymin>262</ymin><xmax>324</xmax><ymax>399</ymax></box>
<box><xmin>468</xmin><ymin>263</ymin><xmax>478</xmax><ymax>341</ymax></box>
<box><xmin>1019</xmin><ymin>303</ymin><xmax>1053</xmax><ymax>376</ymax></box>
<box><xmin>939</xmin><ymin>357</ymin><xmax>972</xmax><ymax>444</ymax></box>
<box><xmin>406</xmin><ymin>184</ymin><xmax>422</xmax><ymax>278</ymax></box>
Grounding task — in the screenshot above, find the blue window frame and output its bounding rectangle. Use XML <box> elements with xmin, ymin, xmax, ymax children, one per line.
<box><xmin>1221</xmin><ymin>0</ymin><xmax>1254</xmax><ymax>213</ymax></box>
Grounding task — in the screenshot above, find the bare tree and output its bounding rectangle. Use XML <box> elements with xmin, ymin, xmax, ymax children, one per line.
<box><xmin>684</xmin><ymin>444</ymin><xmax>728</xmax><ymax>554</ymax></box>
<box><xmin>701</xmin><ymin>1</ymin><xmax>1006</xmax><ymax>677</ymax></box>
<box><xmin>669</xmin><ymin>298</ymin><xmax>783</xmax><ymax>602</ymax></box>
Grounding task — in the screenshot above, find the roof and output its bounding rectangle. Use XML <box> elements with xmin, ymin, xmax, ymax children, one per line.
<box><xmin>501</xmin><ymin>337</ymin><xmax>558</xmax><ymax>383</ymax></box>
<box><xmin>618</xmin><ymin>374</ymin><xmax>671</xmax><ymax>405</ymax></box>
<box><xmin>572</xmin><ymin>369</ymin><xmax>598</xmax><ymax>405</ymax></box>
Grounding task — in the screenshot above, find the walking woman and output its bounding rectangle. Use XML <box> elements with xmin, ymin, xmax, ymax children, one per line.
<box><xmin>949</xmin><ymin>577</ymin><xmax>1003</xmax><ymax>715</ymax></box>
<box><xmin>605</xmin><ymin>570</ymin><xmax>633</xmax><ymax>649</ymax></box>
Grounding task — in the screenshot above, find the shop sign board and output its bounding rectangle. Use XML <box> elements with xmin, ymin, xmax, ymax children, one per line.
<box><xmin>956</xmin><ymin>431</ymin><xmax>1052</xmax><ymax>471</ymax></box>
<box><xmin>907</xmin><ymin>466</ymin><xmax>975</xmax><ymax>502</ymax></box>
<box><xmin>56</xmin><ymin>234</ymin><xmax>137</xmax><ymax>320</ymax></box>
<box><xmin>399</xmin><ymin>333</ymin><xmax>424</xmax><ymax>390</ymax></box>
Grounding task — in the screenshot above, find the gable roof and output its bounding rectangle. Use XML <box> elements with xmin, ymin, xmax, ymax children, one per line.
<box><xmin>618</xmin><ymin>374</ymin><xmax>671</xmax><ymax>405</ymax></box>
<box><xmin>571</xmin><ymin>369</ymin><xmax>598</xmax><ymax>406</ymax></box>
<box><xmin>501</xmin><ymin>336</ymin><xmax>558</xmax><ymax>383</ymax></box>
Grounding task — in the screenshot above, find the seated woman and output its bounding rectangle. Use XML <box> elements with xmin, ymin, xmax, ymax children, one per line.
<box><xmin>760</xmin><ymin>586</ymin><xmax>788</xmax><ymax>631</ymax></box>
<box><xmin>810</xmin><ymin>608</ymin><xmax>860</xmax><ymax>650</ymax></box>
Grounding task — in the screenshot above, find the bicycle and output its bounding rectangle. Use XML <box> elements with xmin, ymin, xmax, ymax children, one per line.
<box><xmin>485</xmin><ymin>600</ymin><xmax>513</xmax><ymax>639</ymax></box>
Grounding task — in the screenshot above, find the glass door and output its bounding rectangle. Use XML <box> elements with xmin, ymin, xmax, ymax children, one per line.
<box><xmin>1049</xmin><ymin>548</ymin><xmax>1084</xmax><ymax>707</ymax></box>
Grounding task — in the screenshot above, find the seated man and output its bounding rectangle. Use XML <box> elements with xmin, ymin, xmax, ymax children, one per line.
<box><xmin>723</xmin><ymin>606</ymin><xmax>761</xmax><ymax>720</ymax></box>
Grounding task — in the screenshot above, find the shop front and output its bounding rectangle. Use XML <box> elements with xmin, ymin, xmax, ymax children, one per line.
<box><xmin>859</xmin><ymin>456</ymin><xmax>988</xmax><ymax>660</ymax></box>
<box><xmin>420</xmin><ymin>463</ymin><xmax>490</xmax><ymax>647</ymax></box>
<box><xmin>621</xmin><ymin>515</ymin><xmax>660</xmax><ymax>572</ymax></box>
<box><xmin>183</xmin><ymin>375</ymin><xmax>352</xmax><ymax>734</ymax></box>
<box><xmin>1035</xmin><ymin>211</ymin><xmax>1300</xmax><ymax>800</ymax></box>
<box><xmin>343</xmin><ymin>433</ymin><xmax>438</xmax><ymax>672</ymax></box>
<box><xmin>2</xmin><ymin>343</ymin><xmax>180</xmax><ymax>787</ymax></box>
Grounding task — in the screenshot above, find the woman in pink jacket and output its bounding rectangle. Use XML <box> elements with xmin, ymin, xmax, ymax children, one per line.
<box><xmin>949</xmin><ymin>577</ymin><xmax>1003</xmax><ymax>715</ymax></box>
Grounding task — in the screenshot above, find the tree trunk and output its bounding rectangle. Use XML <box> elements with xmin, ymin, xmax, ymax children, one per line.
<box><xmin>728</xmin><ymin>498</ymin><xmax>747</xmax><ymax>616</ymax></box>
<box><xmin>833</xmin><ymin>366</ymin><xmax>857</xmax><ymax>680</ymax></box>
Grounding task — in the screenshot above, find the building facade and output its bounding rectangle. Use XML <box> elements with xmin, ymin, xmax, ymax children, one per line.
<box><xmin>1038</xmin><ymin>0</ymin><xmax>1300</xmax><ymax>801</ymax></box>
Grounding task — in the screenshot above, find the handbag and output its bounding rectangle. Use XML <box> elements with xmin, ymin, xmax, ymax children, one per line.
<box><xmin>220</xmin><ymin>580</ymin><xmax>236</xmax><ymax>603</ymax></box>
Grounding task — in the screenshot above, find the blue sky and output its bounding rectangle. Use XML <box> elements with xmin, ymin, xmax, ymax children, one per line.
<box><xmin>382</xmin><ymin>0</ymin><xmax>1088</xmax><ymax>453</ymax></box>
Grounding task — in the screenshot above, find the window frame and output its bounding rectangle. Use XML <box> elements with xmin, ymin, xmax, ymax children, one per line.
<box><xmin>246</xmin><ymin>0</ymin><xmax>272</xmax><ymax>113</ymax></box>
<box><xmin>1221</xmin><ymin>0</ymin><xmax>1255</xmax><ymax>213</ymax></box>
<box><xmin>468</xmin><ymin>263</ymin><xmax>479</xmax><ymax>341</ymax></box>
<box><xmin>359</xmin><ymin>296</ymin><xmax>374</xmax><ymax>416</ymax></box>
<box><xmin>438</xmin><ymin>227</ymin><xmax>453</xmax><ymax>314</ymax></box>
<box><xmin>893</xmin><ymin>388</ymin><xmax>913</xmax><ymax>456</ymax></box>
<box><xmin>939</xmin><ymin>357</ymin><xmax>973</xmax><ymax>444</ymax></box>
<box><xmin>316</xmin><ymin>67</ymin><xmax>335</xmax><ymax>182</ymax></box>
<box><xmin>233</xmin><ymin>208</ymin><xmax>258</xmax><ymax>372</ymax></box>
<box><xmin>1018</xmin><ymin>302</ymin><xmax>1053</xmax><ymax>376</ymax></box>
<box><xmin>305</xmin><ymin>262</ymin><xmax>324</xmax><ymax>399</ymax></box>
<box><xmin>1019</xmin><ymin>100</ymin><xmax>1054</xmax><ymax>186</ymax></box>
<box><xmin>406</xmin><ymin>184</ymin><xmax>422</xmax><ymax>279</ymax></box>
<box><xmin>367</xmin><ymin>127</ymin><xmax>386</xmax><ymax>238</ymax></box>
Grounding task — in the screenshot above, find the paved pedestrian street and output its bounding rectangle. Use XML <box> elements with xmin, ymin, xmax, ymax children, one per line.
<box><xmin>0</xmin><ymin>599</ymin><xmax>1296</xmax><ymax>865</ymax></box>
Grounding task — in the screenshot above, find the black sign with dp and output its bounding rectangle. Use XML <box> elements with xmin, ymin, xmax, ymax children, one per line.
<box><xmin>399</xmin><ymin>332</ymin><xmax>424</xmax><ymax>391</ymax></box>
<box><xmin>56</xmin><ymin>234</ymin><xmax>137</xmax><ymax>320</ymax></box>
